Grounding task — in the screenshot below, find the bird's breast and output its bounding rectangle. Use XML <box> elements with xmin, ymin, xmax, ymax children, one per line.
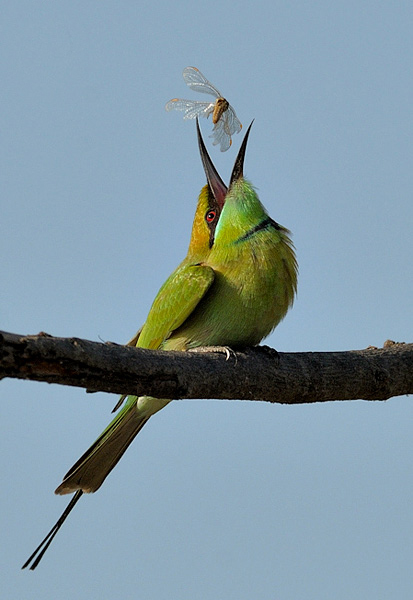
<box><xmin>167</xmin><ymin>235</ymin><xmax>297</xmax><ymax>350</ymax></box>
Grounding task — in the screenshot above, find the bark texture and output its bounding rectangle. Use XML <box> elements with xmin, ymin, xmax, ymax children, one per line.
<box><xmin>1</xmin><ymin>331</ymin><xmax>412</xmax><ymax>404</ymax></box>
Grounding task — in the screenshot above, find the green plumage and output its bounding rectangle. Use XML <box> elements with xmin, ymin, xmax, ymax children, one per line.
<box><xmin>23</xmin><ymin>121</ymin><xmax>297</xmax><ymax>569</ymax></box>
<box><xmin>54</xmin><ymin>178</ymin><xmax>296</xmax><ymax>496</ymax></box>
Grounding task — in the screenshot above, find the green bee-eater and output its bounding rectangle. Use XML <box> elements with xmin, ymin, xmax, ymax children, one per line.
<box><xmin>23</xmin><ymin>120</ymin><xmax>297</xmax><ymax>569</ymax></box>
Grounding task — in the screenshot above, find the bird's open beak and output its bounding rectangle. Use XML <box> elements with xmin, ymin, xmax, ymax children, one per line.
<box><xmin>197</xmin><ymin>118</ymin><xmax>254</xmax><ymax>206</ymax></box>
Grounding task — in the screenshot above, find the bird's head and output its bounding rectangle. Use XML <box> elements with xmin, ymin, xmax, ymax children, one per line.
<box><xmin>188</xmin><ymin>119</ymin><xmax>266</xmax><ymax>258</ymax></box>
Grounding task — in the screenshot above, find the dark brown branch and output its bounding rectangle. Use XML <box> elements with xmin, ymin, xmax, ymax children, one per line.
<box><xmin>0</xmin><ymin>330</ymin><xmax>412</xmax><ymax>404</ymax></box>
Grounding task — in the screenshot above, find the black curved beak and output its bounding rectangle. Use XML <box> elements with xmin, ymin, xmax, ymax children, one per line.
<box><xmin>229</xmin><ymin>120</ymin><xmax>254</xmax><ymax>188</ymax></box>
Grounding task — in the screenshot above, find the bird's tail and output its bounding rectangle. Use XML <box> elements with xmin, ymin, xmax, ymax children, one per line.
<box><xmin>55</xmin><ymin>397</ymin><xmax>151</xmax><ymax>495</ymax></box>
<box><xmin>23</xmin><ymin>395</ymin><xmax>167</xmax><ymax>569</ymax></box>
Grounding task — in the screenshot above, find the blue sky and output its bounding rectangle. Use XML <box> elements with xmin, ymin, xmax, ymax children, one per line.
<box><xmin>1</xmin><ymin>2</ymin><xmax>412</xmax><ymax>598</ymax></box>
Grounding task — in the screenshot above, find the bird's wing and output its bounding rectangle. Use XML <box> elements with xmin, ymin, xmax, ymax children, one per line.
<box><xmin>111</xmin><ymin>266</ymin><xmax>213</xmax><ymax>413</ymax></box>
<box><xmin>137</xmin><ymin>263</ymin><xmax>215</xmax><ymax>349</ymax></box>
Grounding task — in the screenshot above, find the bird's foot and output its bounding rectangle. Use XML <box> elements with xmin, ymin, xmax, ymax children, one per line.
<box><xmin>189</xmin><ymin>345</ymin><xmax>235</xmax><ymax>361</ymax></box>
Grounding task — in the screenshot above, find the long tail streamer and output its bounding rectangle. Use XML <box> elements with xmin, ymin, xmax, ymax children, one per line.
<box><xmin>22</xmin><ymin>491</ymin><xmax>83</xmax><ymax>570</ymax></box>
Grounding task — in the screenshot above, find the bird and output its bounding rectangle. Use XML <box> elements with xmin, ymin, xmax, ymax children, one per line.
<box><xmin>23</xmin><ymin>119</ymin><xmax>297</xmax><ymax>569</ymax></box>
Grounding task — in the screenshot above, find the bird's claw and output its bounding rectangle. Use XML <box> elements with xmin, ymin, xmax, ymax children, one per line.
<box><xmin>189</xmin><ymin>345</ymin><xmax>235</xmax><ymax>361</ymax></box>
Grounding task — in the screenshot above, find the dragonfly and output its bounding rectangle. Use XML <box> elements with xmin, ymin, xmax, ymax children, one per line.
<box><xmin>165</xmin><ymin>66</ymin><xmax>242</xmax><ymax>152</ymax></box>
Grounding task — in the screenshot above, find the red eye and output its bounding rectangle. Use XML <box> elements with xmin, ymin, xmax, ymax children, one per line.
<box><xmin>206</xmin><ymin>210</ymin><xmax>216</xmax><ymax>223</ymax></box>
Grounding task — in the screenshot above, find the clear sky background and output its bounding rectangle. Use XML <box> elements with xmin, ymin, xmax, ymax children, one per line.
<box><xmin>1</xmin><ymin>2</ymin><xmax>412</xmax><ymax>599</ymax></box>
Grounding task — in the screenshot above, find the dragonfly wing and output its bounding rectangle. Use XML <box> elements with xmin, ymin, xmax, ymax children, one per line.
<box><xmin>165</xmin><ymin>99</ymin><xmax>215</xmax><ymax>119</ymax></box>
<box><xmin>209</xmin><ymin>119</ymin><xmax>232</xmax><ymax>152</ymax></box>
<box><xmin>182</xmin><ymin>66</ymin><xmax>222</xmax><ymax>99</ymax></box>
<box><xmin>224</xmin><ymin>105</ymin><xmax>243</xmax><ymax>135</ymax></box>
<box><xmin>165</xmin><ymin>98</ymin><xmax>195</xmax><ymax>111</ymax></box>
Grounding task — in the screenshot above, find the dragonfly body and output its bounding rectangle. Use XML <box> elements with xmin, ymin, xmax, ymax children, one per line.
<box><xmin>212</xmin><ymin>97</ymin><xmax>229</xmax><ymax>124</ymax></box>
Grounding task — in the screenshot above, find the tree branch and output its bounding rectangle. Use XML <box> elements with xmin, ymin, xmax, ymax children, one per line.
<box><xmin>0</xmin><ymin>330</ymin><xmax>412</xmax><ymax>404</ymax></box>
